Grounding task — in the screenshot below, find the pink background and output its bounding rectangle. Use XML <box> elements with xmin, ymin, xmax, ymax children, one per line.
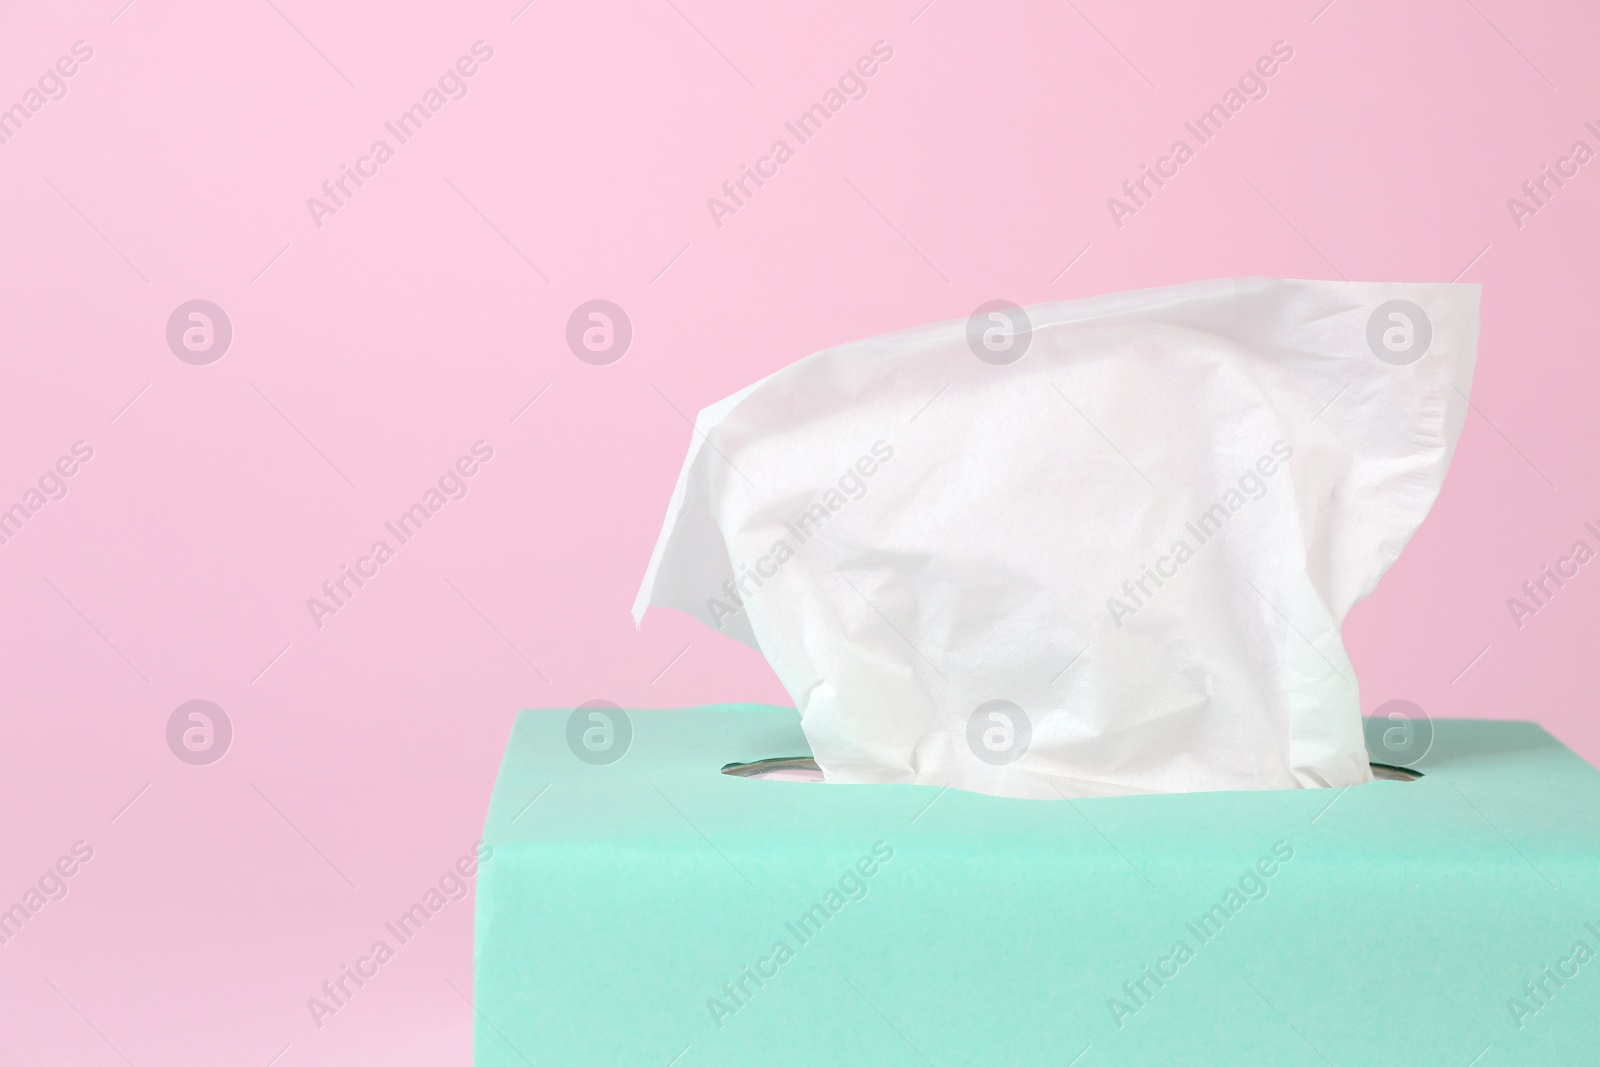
<box><xmin>1</xmin><ymin>0</ymin><xmax>1596</xmax><ymax>1062</ymax></box>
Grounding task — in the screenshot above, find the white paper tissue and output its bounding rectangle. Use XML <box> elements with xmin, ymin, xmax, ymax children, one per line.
<box><xmin>634</xmin><ymin>278</ymin><xmax>1480</xmax><ymax>798</ymax></box>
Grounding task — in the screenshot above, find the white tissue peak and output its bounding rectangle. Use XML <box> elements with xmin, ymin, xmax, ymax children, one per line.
<box><xmin>635</xmin><ymin>278</ymin><xmax>1480</xmax><ymax>798</ymax></box>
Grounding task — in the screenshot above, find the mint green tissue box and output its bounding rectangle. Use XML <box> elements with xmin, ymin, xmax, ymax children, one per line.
<box><xmin>473</xmin><ymin>706</ymin><xmax>1600</xmax><ymax>1065</ymax></box>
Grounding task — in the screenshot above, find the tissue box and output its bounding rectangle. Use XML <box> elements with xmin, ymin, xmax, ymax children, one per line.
<box><xmin>473</xmin><ymin>706</ymin><xmax>1600</xmax><ymax>1065</ymax></box>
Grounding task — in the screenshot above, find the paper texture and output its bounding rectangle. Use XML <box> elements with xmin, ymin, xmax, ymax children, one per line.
<box><xmin>634</xmin><ymin>278</ymin><xmax>1480</xmax><ymax>798</ymax></box>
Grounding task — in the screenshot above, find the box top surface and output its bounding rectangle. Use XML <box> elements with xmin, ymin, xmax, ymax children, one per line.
<box><xmin>484</xmin><ymin>705</ymin><xmax>1600</xmax><ymax>867</ymax></box>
